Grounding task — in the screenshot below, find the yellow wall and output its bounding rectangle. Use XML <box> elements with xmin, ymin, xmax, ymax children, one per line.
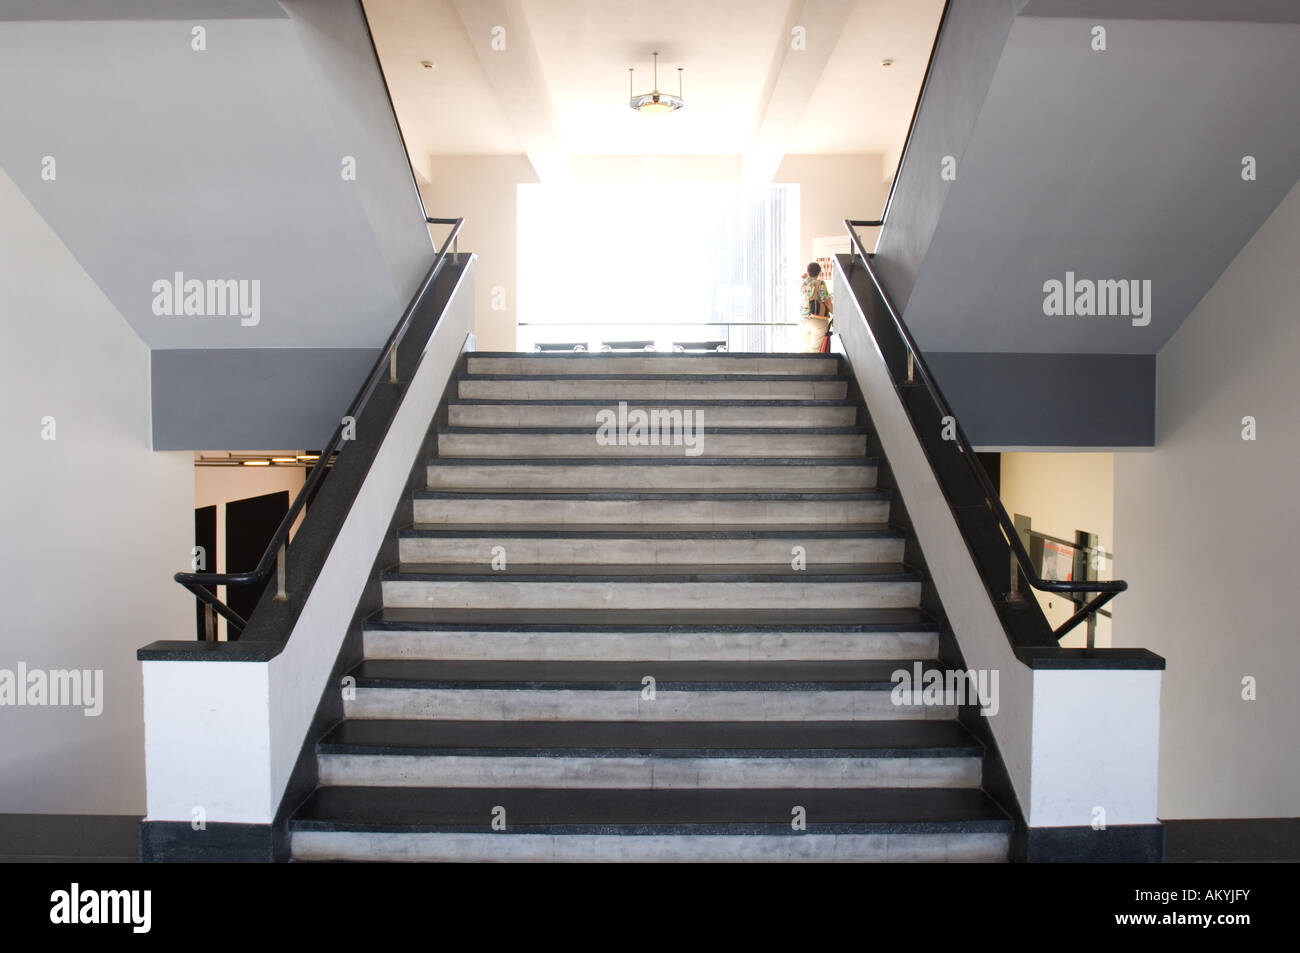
<box><xmin>774</xmin><ymin>154</ymin><xmax>889</xmax><ymax>268</ymax></box>
<box><xmin>419</xmin><ymin>156</ymin><xmax>539</xmax><ymax>352</ymax></box>
<box><xmin>195</xmin><ymin>463</ymin><xmax>306</xmax><ymax>512</ymax></box>
<box><xmin>999</xmin><ymin>452</ymin><xmax>1115</xmax><ymax>647</ymax></box>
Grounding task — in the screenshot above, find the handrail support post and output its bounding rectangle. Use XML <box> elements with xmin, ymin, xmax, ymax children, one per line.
<box><xmin>274</xmin><ymin>544</ymin><xmax>288</xmax><ymax>602</ymax></box>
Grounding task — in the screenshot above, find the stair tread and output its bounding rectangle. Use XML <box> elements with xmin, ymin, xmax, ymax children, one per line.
<box><xmin>319</xmin><ymin>719</ymin><xmax>981</xmax><ymax>756</ymax></box>
<box><xmin>463</xmin><ymin>373</ymin><xmax>843</xmax><ymax>382</ymax></box>
<box><xmin>290</xmin><ymin>352</ymin><xmax>1018</xmax><ymax>855</ymax></box>
<box><xmin>290</xmin><ymin>786</ymin><xmax>1011</xmax><ymax>833</ymax></box>
<box><xmin>399</xmin><ymin>522</ymin><xmax>904</xmax><ymax>538</ymax></box>
<box><xmin>381</xmin><ymin>562</ymin><xmax>921</xmax><ymax>582</ymax></box>
<box><xmin>364</xmin><ymin>607</ymin><xmax>939</xmax><ymax>631</ymax></box>
<box><xmin>470</xmin><ymin>352</ymin><xmax>838</xmax><ymax>358</ymax></box>
<box><xmin>345</xmin><ymin>658</ymin><xmax>944</xmax><ymax>689</ymax></box>
<box><xmin>448</xmin><ymin>398</ymin><xmax>856</xmax><ymax>406</ymax></box>
<box><xmin>428</xmin><ymin>456</ymin><xmax>877</xmax><ymax>466</ymax></box>
<box><xmin>413</xmin><ymin>488</ymin><xmax>889</xmax><ymax>499</ymax></box>
<box><xmin>439</xmin><ymin>425</ymin><xmax>865</xmax><ymax>434</ymax></box>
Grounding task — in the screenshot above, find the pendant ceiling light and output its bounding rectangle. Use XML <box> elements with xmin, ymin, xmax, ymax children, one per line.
<box><xmin>629</xmin><ymin>52</ymin><xmax>683</xmax><ymax>114</ymax></box>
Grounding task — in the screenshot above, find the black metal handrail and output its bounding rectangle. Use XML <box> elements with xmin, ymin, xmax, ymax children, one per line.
<box><xmin>175</xmin><ymin>217</ymin><xmax>463</xmax><ymax>636</ymax></box>
<box><xmin>844</xmin><ymin>220</ymin><xmax>1125</xmax><ymax>641</ymax></box>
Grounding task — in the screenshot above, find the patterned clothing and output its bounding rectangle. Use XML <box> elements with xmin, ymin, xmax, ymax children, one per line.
<box><xmin>800</xmin><ymin>276</ymin><xmax>830</xmax><ymax>318</ymax></box>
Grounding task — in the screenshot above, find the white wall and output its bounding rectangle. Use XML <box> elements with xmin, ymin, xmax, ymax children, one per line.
<box><xmin>0</xmin><ymin>169</ymin><xmax>193</xmax><ymax>815</ymax></box>
<box><xmin>775</xmin><ymin>154</ymin><xmax>888</xmax><ymax>268</ymax></box>
<box><xmin>1000</xmin><ymin>452</ymin><xmax>1114</xmax><ymax>647</ymax></box>
<box><xmin>419</xmin><ymin>156</ymin><xmax>538</xmax><ymax>352</ymax></box>
<box><xmin>1115</xmin><ymin>177</ymin><xmax>1300</xmax><ymax>820</ymax></box>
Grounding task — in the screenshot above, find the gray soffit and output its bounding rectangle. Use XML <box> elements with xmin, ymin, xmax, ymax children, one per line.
<box><xmin>0</xmin><ymin>1</ymin><xmax>287</xmax><ymax>20</ymax></box>
<box><xmin>0</xmin><ymin>5</ymin><xmax>432</xmax><ymax>355</ymax></box>
<box><xmin>924</xmin><ymin>352</ymin><xmax>1156</xmax><ymax>447</ymax></box>
<box><xmin>151</xmin><ymin>347</ymin><xmax>380</xmax><ymax>450</ymax></box>
<box><xmin>892</xmin><ymin>14</ymin><xmax>1300</xmax><ymax>356</ymax></box>
<box><xmin>1022</xmin><ymin>0</ymin><xmax>1300</xmax><ymax>24</ymax></box>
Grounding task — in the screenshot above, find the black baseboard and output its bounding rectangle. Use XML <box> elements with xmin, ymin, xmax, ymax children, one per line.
<box><xmin>1016</xmin><ymin>823</ymin><xmax>1165</xmax><ymax>862</ymax></box>
<box><xmin>0</xmin><ymin>813</ymin><xmax>140</xmax><ymax>862</ymax></box>
<box><xmin>138</xmin><ymin>821</ymin><xmax>278</xmax><ymax>863</ymax></box>
<box><xmin>1164</xmin><ymin>817</ymin><xmax>1300</xmax><ymax>862</ymax></box>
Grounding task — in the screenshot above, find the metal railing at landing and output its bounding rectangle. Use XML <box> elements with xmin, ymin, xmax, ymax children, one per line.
<box><xmin>517</xmin><ymin>319</ymin><xmax>805</xmax><ymax>354</ymax></box>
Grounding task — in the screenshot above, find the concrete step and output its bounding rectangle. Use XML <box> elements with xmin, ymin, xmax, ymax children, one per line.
<box><xmin>379</xmin><ymin>563</ymin><xmax>924</xmax><ymax>612</ymax></box>
<box><xmin>412</xmin><ymin>489</ymin><xmax>891</xmax><ymax>526</ymax></box>
<box><xmin>396</xmin><ymin>523</ymin><xmax>907</xmax><ymax>566</ymax></box>
<box><xmin>341</xmin><ymin>658</ymin><xmax>952</xmax><ymax>721</ymax></box>
<box><xmin>289</xmin><ymin>787</ymin><xmax>1012</xmax><ymax>862</ymax></box>
<box><xmin>314</xmin><ymin>720</ymin><xmax>984</xmax><ymax>790</ymax></box>
<box><xmin>436</xmin><ymin>427</ymin><xmax>867</xmax><ymax>458</ymax></box>
<box><xmin>425</xmin><ymin>457</ymin><xmax>878</xmax><ymax>491</ymax></box>
<box><xmin>362</xmin><ymin>607</ymin><xmax>941</xmax><ymax>662</ymax></box>
<box><xmin>446</xmin><ymin>400</ymin><xmax>858</xmax><ymax>429</ymax></box>
<box><xmin>458</xmin><ymin>377</ymin><xmax>849</xmax><ymax>401</ymax></box>
<box><xmin>466</xmin><ymin>354</ymin><xmax>841</xmax><ymax>377</ymax></box>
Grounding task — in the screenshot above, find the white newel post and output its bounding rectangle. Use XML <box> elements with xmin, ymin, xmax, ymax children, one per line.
<box><xmin>1028</xmin><ymin>668</ymin><xmax>1162</xmax><ymax>828</ymax></box>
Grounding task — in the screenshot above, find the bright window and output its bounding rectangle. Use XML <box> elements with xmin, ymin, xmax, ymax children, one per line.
<box><xmin>517</xmin><ymin>181</ymin><xmax>800</xmax><ymax>352</ymax></box>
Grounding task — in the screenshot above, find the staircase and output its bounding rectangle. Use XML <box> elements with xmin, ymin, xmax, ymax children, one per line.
<box><xmin>288</xmin><ymin>352</ymin><xmax>1012</xmax><ymax>862</ymax></box>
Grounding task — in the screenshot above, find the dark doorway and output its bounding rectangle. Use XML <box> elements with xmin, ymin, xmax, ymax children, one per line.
<box><xmin>976</xmin><ymin>452</ymin><xmax>1001</xmax><ymax>495</ymax></box>
<box><xmin>224</xmin><ymin>490</ymin><xmax>289</xmax><ymax>639</ymax></box>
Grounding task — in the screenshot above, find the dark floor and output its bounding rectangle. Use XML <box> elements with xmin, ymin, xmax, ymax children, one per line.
<box><xmin>0</xmin><ymin>814</ymin><xmax>139</xmax><ymax>863</ymax></box>
<box><xmin>1164</xmin><ymin>817</ymin><xmax>1300</xmax><ymax>863</ymax></box>
<box><xmin>3</xmin><ymin>813</ymin><xmax>1299</xmax><ymax>862</ymax></box>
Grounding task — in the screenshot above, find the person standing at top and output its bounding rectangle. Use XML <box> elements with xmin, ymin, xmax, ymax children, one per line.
<box><xmin>799</xmin><ymin>262</ymin><xmax>832</xmax><ymax>352</ymax></box>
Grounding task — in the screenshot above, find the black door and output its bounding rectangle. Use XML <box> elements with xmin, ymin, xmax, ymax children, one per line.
<box><xmin>224</xmin><ymin>490</ymin><xmax>289</xmax><ymax>639</ymax></box>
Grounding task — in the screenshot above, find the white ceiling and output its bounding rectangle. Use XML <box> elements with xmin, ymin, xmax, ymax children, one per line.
<box><xmin>797</xmin><ymin>0</ymin><xmax>945</xmax><ymax>164</ymax></box>
<box><xmin>529</xmin><ymin>0</ymin><xmax>791</xmax><ymax>156</ymax></box>
<box><xmin>364</xmin><ymin>0</ymin><xmax>520</xmax><ymax>156</ymax></box>
<box><xmin>365</xmin><ymin>0</ymin><xmax>943</xmax><ymax>177</ymax></box>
